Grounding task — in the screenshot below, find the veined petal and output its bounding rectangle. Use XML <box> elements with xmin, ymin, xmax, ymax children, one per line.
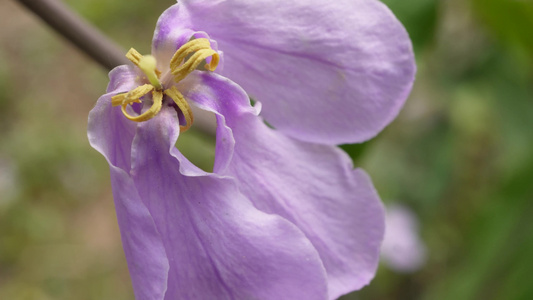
<box><xmin>107</xmin><ymin>168</ymin><xmax>169</xmax><ymax>300</ymax></box>
<box><xmin>89</xmin><ymin>65</ymin><xmax>138</xmax><ymax>172</ymax></box>
<box><xmin>107</xmin><ymin>65</ymin><xmax>139</xmax><ymax>95</ymax></box>
<box><xmin>228</xmin><ymin>121</ymin><xmax>385</xmax><ymax>299</ymax></box>
<box><xmin>88</xmin><ymin>66</ymin><xmax>169</xmax><ymax>299</ymax></box>
<box><xmin>130</xmin><ymin>108</ymin><xmax>329</xmax><ymax>300</ymax></box>
<box><xmin>185</xmin><ymin>73</ymin><xmax>385</xmax><ymax>299</ymax></box>
<box><xmin>176</xmin><ymin>72</ymin><xmax>254</xmax><ymax>174</ymax></box>
<box><xmin>152</xmin><ymin>4</ymin><xmax>219</xmax><ymax>73</ymax></box>
<box><xmin>177</xmin><ymin>0</ymin><xmax>415</xmax><ymax>145</ymax></box>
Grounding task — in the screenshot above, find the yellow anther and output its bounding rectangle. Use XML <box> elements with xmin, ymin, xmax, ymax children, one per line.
<box><xmin>111</xmin><ymin>84</ymin><xmax>153</xmax><ymax>107</ymax></box>
<box><xmin>111</xmin><ymin>84</ymin><xmax>160</xmax><ymax>122</ymax></box>
<box><xmin>170</xmin><ymin>38</ymin><xmax>211</xmax><ymax>70</ymax></box>
<box><xmin>125</xmin><ymin>84</ymin><xmax>154</xmax><ymax>102</ymax></box>
<box><xmin>126</xmin><ymin>48</ymin><xmax>143</xmax><ymax>66</ymax></box>
<box><xmin>172</xmin><ymin>49</ymin><xmax>219</xmax><ymax>82</ymax></box>
<box><xmin>111</xmin><ymin>93</ymin><xmax>127</xmax><ymax>106</ymax></box>
<box><xmin>165</xmin><ymin>86</ymin><xmax>194</xmax><ymax>132</ymax></box>
<box><xmin>121</xmin><ymin>90</ymin><xmax>163</xmax><ymax>122</ymax></box>
<box><xmin>170</xmin><ymin>38</ymin><xmax>220</xmax><ymax>83</ymax></box>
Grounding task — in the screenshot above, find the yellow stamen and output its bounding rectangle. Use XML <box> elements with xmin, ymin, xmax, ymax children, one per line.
<box><xmin>111</xmin><ymin>84</ymin><xmax>161</xmax><ymax>122</ymax></box>
<box><xmin>111</xmin><ymin>93</ymin><xmax>128</xmax><ymax>106</ymax></box>
<box><xmin>165</xmin><ymin>86</ymin><xmax>194</xmax><ymax>132</ymax></box>
<box><xmin>113</xmin><ymin>40</ymin><xmax>218</xmax><ymax>126</ymax></box>
<box><xmin>111</xmin><ymin>84</ymin><xmax>154</xmax><ymax>108</ymax></box>
<box><xmin>170</xmin><ymin>38</ymin><xmax>220</xmax><ymax>82</ymax></box>
<box><xmin>170</xmin><ymin>39</ymin><xmax>211</xmax><ymax>70</ymax></box>
<box><xmin>126</xmin><ymin>48</ymin><xmax>143</xmax><ymax>65</ymax></box>
<box><xmin>121</xmin><ymin>90</ymin><xmax>163</xmax><ymax>122</ymax></box>
<box><xmin>111</xmin><ymin>84</ymin><xmax>154</xmax><ymax>107</ymax></box>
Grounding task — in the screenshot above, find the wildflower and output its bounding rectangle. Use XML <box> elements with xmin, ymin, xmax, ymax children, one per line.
<box><xmin>88</xmin><ymin>1</ymin><xmax>414</xmax><ymax>299</ymax></box>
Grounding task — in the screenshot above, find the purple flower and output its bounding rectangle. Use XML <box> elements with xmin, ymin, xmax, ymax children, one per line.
<box><xmin>381</xmin><ymin>204</ymin><xmax>427</xmax><ymax>273</ymax></box>
<box><xmin>88</xmin><ymin>1</ymin><xmax>414</xmax><ymax>299</ymax></box>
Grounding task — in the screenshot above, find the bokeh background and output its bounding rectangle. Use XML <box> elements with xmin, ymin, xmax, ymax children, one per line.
<box><xmin>1</xmin><ymin>0</ymin><xmax>532</xmax><ymax>299</ymax></box>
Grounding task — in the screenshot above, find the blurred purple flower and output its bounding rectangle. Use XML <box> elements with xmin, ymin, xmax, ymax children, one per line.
<box><xmin>381</xmin><ymin>204</ymin><xmax>427</xmax><ymax>273</ymax></box>
<box><xmin>88</xmin><ymin>1</ymin><xmax>414</xmax><ymax>299</ymax></box>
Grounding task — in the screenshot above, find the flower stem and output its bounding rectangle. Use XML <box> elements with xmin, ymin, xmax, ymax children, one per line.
<box><xmin>15</xmin><ymin>0</ymin><xmax>128</xmax><ymax>71</ymax></box>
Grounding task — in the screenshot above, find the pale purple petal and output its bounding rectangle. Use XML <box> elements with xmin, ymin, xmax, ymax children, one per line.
<box><xmin>174</xmin><ymin>0</ymin><xmax>415</xmax><ymax>145</ymax></box>
<box><xmin>381</xmin><ymin>204</ymin><xmax>427</xmax><ymax>273</ymax></box>
<box><xmin>106</xmin><ymin>65</ymin><xmax>139</xmax><ymax>94</ymax></box>
<box><xmin>152</xmin><ymin>4</ymin><xmax>217</xmax><ymax>72</ymax></box>
<box><xmin>130</xmin><ymin>108</ymin><xmax>329</xmax><ymax>300</ymax></box>
<box><xmin>177</xmin><ymin>72</ymin><xmax>253</xmax><ymax>174</ymax></box>
<box><xmin>184</xmin><ymin>73</ymin><xmax>385</xmax><ymax>299</ymax></box>
<box><xmin>88</xmin><ymin>66</ymin><xmax>169</xmax><ymax>299</ymax></box>
<box><xmin>89</xmin><ymin>66</ymin><xmax>138</xmax><ymax>172</ymax></box>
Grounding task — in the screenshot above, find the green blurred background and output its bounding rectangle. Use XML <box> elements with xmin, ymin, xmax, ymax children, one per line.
<box><xmin>1</xmin><ymin>0</ymin><xmax>532</xmax><ymax>299</ymax></box>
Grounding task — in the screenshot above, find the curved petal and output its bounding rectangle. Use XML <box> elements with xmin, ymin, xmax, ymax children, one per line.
<box><xmin>89</xmin><ymin>66</ymin><xmax>138</xmax><ymax>172</ymax></box>
<box><xmin>177</xmin><ymin>72</ymin><xmax>255</xmax><ymax>174</ymax></box>
<box><xmin>130</xmin><ymin>108</ymin><xmax>329</xmax><ymax>300</ymax></box>
<box><xmin>177</xmin><ymin>0</ymin><xmax>415</xmax><ymax>145</ymax></box>
<box><xmin>88</xmin><ymin>66</ymin><xmax>169</xmax><ymax>299</ymax></box>
<box><xmin>185</xmin><ymin>73</ymin><xmax>385</xmax><ymax>299</ymax></box>
<box><xmin>152</xmin><ymin>4</ymin><xmax>220</xmax><ymax>73</ymax></box>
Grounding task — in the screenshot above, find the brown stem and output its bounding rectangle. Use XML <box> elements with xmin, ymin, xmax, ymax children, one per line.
<box><xmin>15</xmin><ymin>0</ymin><xmax>128</xmax><ymax>71</ymax></box>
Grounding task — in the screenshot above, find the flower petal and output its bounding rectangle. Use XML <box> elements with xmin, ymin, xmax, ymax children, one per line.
<box><xmin>185</xmin><ymin>73</ymin><xmax>385</xmax><ymax>299</ymax></box>
<box><xmin>152</xmin><ymin>4</ymin><xmax>218</xmax><ymax>73</ymax></box>
<box><xmin>89</xmin><ymin>66</ymin><xmax>138</xmax><ymax>172</ymax></box>
<box><xmin>107</xmin><ymin>168</ymin><xmax>170</xmax><ymax>300</ymax></box>
<box><xmin>130</xmin><ymin>107</ymin><xmax>329</xmax><ymax>299</ymax></box>
<box><xmin>176</xmin><ymin>72</ymin><xmax>251</xmax><ymax>174</ymax></box>
<box><xmin>177</xmin><ymin>0</ymin><xmax>415</xmax><ymax>145</ymax></box>
<box><xmin>88</xmin><ymin>66</ymin><xmax>169</xmax><ymax>299</ymax></box>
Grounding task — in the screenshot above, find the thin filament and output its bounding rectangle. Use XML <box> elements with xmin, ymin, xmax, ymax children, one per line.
<box><xmin>121</xmin><ymin>90</ymin><xmax>163</xmax><ymax>122</ymax></box>
<box><xmin>165</xmin><ymin>86</ymin><xmax>194</xmax><ymax>132</ymax></box>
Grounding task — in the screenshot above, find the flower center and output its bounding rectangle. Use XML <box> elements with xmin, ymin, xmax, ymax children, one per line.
<box><xmin>111</xmin><ymin>38</ymin><xmax>220</xmax><ymax>132</ymax></box>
